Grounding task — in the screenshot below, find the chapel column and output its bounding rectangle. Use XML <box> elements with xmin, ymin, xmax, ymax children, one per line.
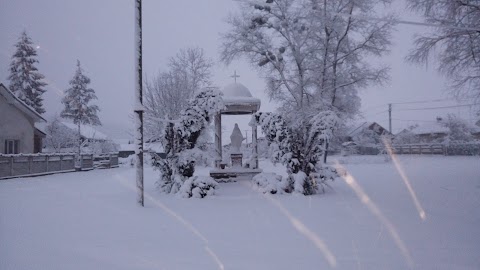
<box><xmin>214</xmin><ymin>113</ymin><xmax>222</xmax><ymax>168</ymax></box>
<box><xmin>252</xmin><ymin>116</ymin><xmax>258</xmax><ymax>169</ymax></box>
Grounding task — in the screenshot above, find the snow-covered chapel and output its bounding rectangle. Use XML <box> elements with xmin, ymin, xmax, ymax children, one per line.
<box><xmin>210</xmin><ymin>82</ymin><xmax>262</xmax><ymax>179</ymax></box>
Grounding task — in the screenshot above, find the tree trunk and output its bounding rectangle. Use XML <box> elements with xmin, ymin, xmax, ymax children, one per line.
<box><xmin>77</xmin><ymin>122</ymin><xmax>81</xmax><ymax>168</ymax></box>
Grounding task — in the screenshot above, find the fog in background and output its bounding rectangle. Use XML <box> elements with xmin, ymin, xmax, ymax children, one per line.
<box><xmin>1</xmin><ymin>0</ymin><xmax>474</xmax><ymax>142</ymax></box>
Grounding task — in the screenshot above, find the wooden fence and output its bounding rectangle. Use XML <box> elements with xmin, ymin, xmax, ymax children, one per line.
<box><xmin>391</xmin><ymin>143</ymin><xmax>480</xmax><ymax>156</ymax></box>
<box><xmin>93</xmin><ymin>153</ymin><xmax>119</xmax><ymax>169</ymax></box>
<box><xmin>343</xmin><ymin>143</ymin><xmax>480</xmax><ymax>156</ymax></box>
<box><xmin>392</xmin><ymin>144</ymin><xmax>445</xmax><ymax>155</ymax></box>
<box><xmin>0</xmin><ymin>153</ymin><xmax>94</xmax><ymax>180</ymax></box>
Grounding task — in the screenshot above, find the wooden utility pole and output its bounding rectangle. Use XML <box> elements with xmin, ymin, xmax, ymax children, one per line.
<box><xmin>134</xmin><ymin>0</ymin><xmax>144</xmax><ymax>207</ymax></box>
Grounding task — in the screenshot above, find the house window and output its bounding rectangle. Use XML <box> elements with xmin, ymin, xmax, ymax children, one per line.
<box><xmin>4</xmin><ymin>139</ymin><xmax>20</xmax><ymax>154</ymax></box>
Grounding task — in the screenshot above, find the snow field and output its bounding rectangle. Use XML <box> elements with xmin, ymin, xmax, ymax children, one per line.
<box><xmin>1</xmin><ymin>155</ymin><xmax>479</xmax><ymax>270</ymax></box>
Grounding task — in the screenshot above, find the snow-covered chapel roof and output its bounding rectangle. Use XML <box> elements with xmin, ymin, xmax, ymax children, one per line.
<box><xmin>221</xmin><ymin>83</ymin><xmax>261</xmax><ymax>115</ymax></box>
<box><xmin>222</xmin><ymin>83</ymin><xmax>253</xmax><ymax>97</ymax></box>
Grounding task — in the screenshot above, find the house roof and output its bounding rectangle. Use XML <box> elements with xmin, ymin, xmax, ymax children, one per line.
<box><xmin>348</xmin><ymin>122</ymin><xmax>372</xmax><ymax>137</ymax></box>
<box><xmin>410</xmin><ymin>120</ymin><xmax>480</xmax><ymax>135</ymax></box>
<box><xmin>34</xmin><ymin>127</ymin><xmax>47</xmax><ymax>137</ymax></box>
<box><xmin>0</xmin><ymin>83</ymin><xmax>46</xmax><ymax>123</ymax></box>
<box><xmin>411</xmin><ymin>122</ymin><xmax>449</xmax><ymax>135</ymax></box>
<box><xmin>61</xmin><ymin>122</ymin><xmax>108</xmax><ymax>140</ymax></box>
<box><xmin>348</xmin><ymin>122</ymin><xmax>390</xmax><ymax>137</ymax></box>
<box><xmin>395</xmin><ymin>129</ymin><xmax>412</xmax><ymax>136</ymax></box>
<box><xmin>119</xmin><ymin>143</ymin><xmax>135</xmax><ymax>152</ymax></box>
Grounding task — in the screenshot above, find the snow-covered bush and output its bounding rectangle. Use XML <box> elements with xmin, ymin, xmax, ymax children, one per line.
<box><xmin>178</xmin><ymin>176</ymin><xmax>218</xmax><ymax>198</ymax></box>
<box><xmin>312</xmin><ymin>165</ymin><xmax>337</xmax><ymax>193</ymax></box>
<box><xmin>153</xmin><ymin>88</ymin><xmax>225</xmax><ymax>196</ymax></box>
<box><xmin>119</xmin><ymin>155</ymin><xmax>135</xmax><ymax>167</ymax></box>
<box><xmin>441</xmin><ymin>114</ymin><xmax>475</xmax><ymax>143</ymax></box>
<box><xmin>251</xmin><ymin>172</ymin><xmax>288</xmax><ymax>194</ymax></box>
<box><xmin>152</xmin><ymin>155</ymin><xmax>178</xmax><ymax>193</ymax></box>
<box><xmin>253</xmin><ymin>110</ymin><xmax>340</xmax><ymax>195</ymax></box>
<box><xmin>288</xmin><ymin>171</ymin><xmax>315</xmax><ymax>195</ymax></box>
<box><xmin>88</xmin><ymin>140</ymin><xmax>118</xmax><ymax>155</ymax></box>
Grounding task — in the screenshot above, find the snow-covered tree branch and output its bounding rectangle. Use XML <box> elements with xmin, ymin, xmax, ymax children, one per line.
<box><xmin>406</xmin><ymin>0</ymin><xmax>480</xmax><ymax>111</ymax></box>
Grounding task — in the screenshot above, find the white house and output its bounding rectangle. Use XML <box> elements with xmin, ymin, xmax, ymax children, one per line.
<box><xmin>0</xmin><ymin>83</ymin><xmax>46</xmax><ymax>154</ymax></box>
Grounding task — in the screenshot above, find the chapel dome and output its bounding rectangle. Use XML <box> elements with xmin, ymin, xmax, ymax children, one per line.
<box><xmin>222</xmin><ymin>83</ymin><xmax>253</xmax><ymax>97</ymax></box>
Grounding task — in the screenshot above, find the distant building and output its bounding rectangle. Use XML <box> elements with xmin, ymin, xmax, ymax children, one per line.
<box><xmin>393</xmin><ymin>129</ymin><xmax>417</xmax><ymax>144</ymax></box>
<box><xmin>346</xmin><ymin>122</ymin><xmax>391</xmax><ymax>145</ymax></box>
<box><xmin>60</xmin><ymin>122</ymin><xmax>108</xmax><ymax>143</ymax></box>
<box><xmin>409</xmin><ymin>120</ymin><xmax>449</xmax><ymax>143</ymax></box>
<box><xmin>396</xmin><ymin>117</ymin><xmax>480</xmax><ymax>143</ymax></box>
<box><xmin>0</xmin><ymin>83</ymin><xmax>46</xmax><ymax>154</ymax></box>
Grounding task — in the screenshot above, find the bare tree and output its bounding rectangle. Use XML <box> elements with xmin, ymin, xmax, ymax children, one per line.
<box><xmin>220</xmin><ymin>0</ymin><xmax>393</xmax><ymax>188</ymax></box>
<box><xmin>221</xmin><ymin>0</ymin><xmax>393</xmax><ymax>164</ymax></box>
<box><xmin>144</xmin><ymin>47</ymin><xmax>213</xmax><ymax>143</ymax></box>
<box><xmin>441</xmin><ymin>114</ymin><xmax>474</xmax><ymax>143</ymax></box>
<box><xmin>44</xmin><ymin>115</ymin><xmax>77</xmax><ymax>152</ymax></box>
<box><xmin>221</xmin><ymin>0</ymin><xmax>393</xmax><ymax>120</ymax></box>
<box><xmin>169</xmin><ymin>47</ymin><xmax>213</xmax><ymax>93</ymax></box>
<box><xmin>406</xmin><ymin>0</ymin><xmax>480</xmax><ymax>107</ymax></box>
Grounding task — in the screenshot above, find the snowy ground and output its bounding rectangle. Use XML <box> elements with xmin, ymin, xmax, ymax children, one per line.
<box><xmin>1</xmin><ymin>155</ymin><xmax>479</xmax><ymax>270</ymax></box>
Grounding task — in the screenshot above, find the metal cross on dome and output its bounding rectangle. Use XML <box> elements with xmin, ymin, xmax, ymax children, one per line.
<box><xmin>230</xmin><ymin>70</ymin><xmax>240</xmax><ymax>83</ymax></box>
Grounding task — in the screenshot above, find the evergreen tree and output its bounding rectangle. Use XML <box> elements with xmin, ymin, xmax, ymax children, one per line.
<box><xmin>8</xmin><ymin>31</ymin><xmax>48</xmax><ymax>114</ymax></box>
<box><xmin>61</xmin><ymin>60</ymin><xmax>101</xmax><ymax>157</ymax></box>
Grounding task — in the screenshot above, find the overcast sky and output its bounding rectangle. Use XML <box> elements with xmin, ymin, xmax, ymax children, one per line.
<box><xmin>1</xmin><ymin>0</ymin><xmax>475</xmax><ymax>141</ymax></box>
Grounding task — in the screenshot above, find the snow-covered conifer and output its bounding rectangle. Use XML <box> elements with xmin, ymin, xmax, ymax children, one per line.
<box><xmin>8</xmin><ymin>31</ymin><xmax>47</xmax><ymax>114</ymax></box>
<box><xmin>61</xmin><ymin>60</ymin><xmax>101</xmax><ymax>158</ymax></box>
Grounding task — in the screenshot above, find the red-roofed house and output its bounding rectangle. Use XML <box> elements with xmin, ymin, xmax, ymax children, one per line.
<box><xmin>0</xmin><ymin>83</ymin><xmax>46</xmax><ymax>154</ymax></box>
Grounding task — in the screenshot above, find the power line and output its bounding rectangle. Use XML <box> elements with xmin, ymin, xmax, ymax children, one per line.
<box><xmin>332</xmin><ymin>11</ymin><xmax>480</xmax><ymax>32</ymax></box>
<box><xmin>393</xmin><ymin>118</ymin><xmax>479</xmax><ymax>122</ymax></box>
<box><xmin>396</xmin><ymin>103</ymin><xmax>479</xmax><ymax>111</ymax></box>
<box><xmin>363</xmin><ymin>109</ymin><xmax>388</xmax><ymax>117</ymax></box>
<box><xmin>362</xmin><ymin>104</ymin><xmax>386</xmax><ymax>112</ymax></box>
<box><xmin>392</xmin><ymin>118</ymin><xmax>437</xmax><ymax>123</ymax></box>
<box><xmin>391</xmin><ymin>98</ymin><xmax>450</xmax><ymax>105</ymax></box>
<box><xmin>363</xmin><ymin>98</ymin><xmax>454</xmax><ymax>113</ymax></box>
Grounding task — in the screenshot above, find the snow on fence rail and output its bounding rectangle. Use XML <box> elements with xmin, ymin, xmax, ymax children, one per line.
<box><xmin>343</xmin><ymin>142</ymin><xmax>480</xmax><ymax>156</ymax></box>
<box><xmin>0</xmin><ymin>153</ymin><xmax>94</xmax><ymax>180</ymax></box>
<box><xmin>93</xmin><ymin>153</ymin><xmax>119</xmax><ymax>169</ymax></box>
<box><xmin>392</xmin><ymin>143</ymin><xmax>480</xmax><ymax>156</ymax></box>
